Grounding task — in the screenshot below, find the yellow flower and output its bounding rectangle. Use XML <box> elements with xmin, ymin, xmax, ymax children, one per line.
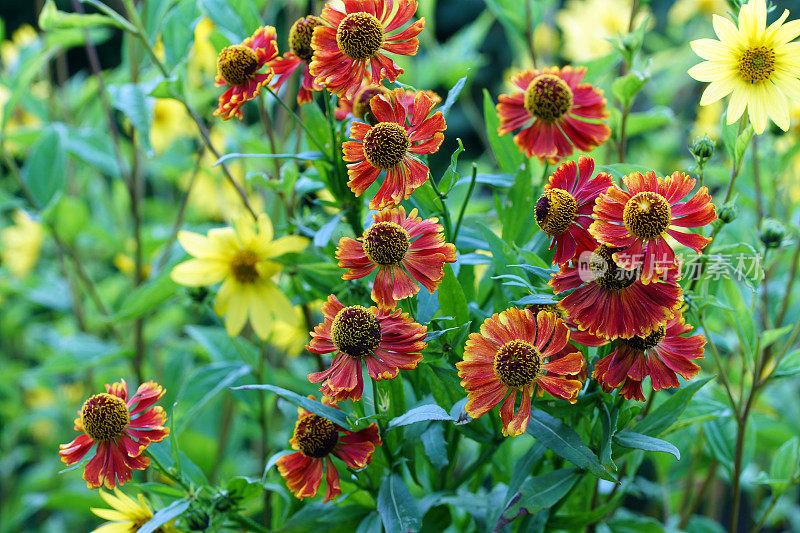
<box><xmin>689</xmin><ymin>0</ymin><xmax>800</xmax><ymax>134</ymax></box>
<box><xmin>171</xmin><ymin>214</ymin><xmax>308</xmax><ymax>339</ymax></box>
<box><xmin>188</xmin><ymin>18</ymin><xmax>218</xmax><ymax>88</ymax></box>
<box><xmin>269</xmin><ymin>305</ymin><xmax>310</xmax><ymax>357</ymax></box>
<box><xmin>669</xmin><ymin>0</ymin><xmax>728</xmax><ymax>25</ymax></box>
<box><xmin>150</xmin><ymin>99</ymin><xmax>193</xmax><ymax>153</ymax></box>
<box><xmin>692</xmin><ymin>99</ymin><xmax>724</xmax><ymax>137</ymax></box>
<box><xmin>556</xmin><ymin>0</ymin><xmax>650</xmax><ymax>62</ymax></box>
<box><xmin>90</xmin><ymin>488</ymin><xmax>178</xmax><ymax>533</ymax></box>
<box><xmin>1</xmin><ymin>24</ymin><xmax>37</xmax><ymax>66</ymax></box>
<box><xmin>1</xmin><ymin>210</ymin><xmax>44</xmax><ymax>278</ymax></box>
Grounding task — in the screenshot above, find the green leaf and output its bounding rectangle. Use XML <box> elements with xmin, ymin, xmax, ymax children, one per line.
<box><xmin>138</xmin><ymin>498</ymin><xmax>191</xmax><ymax>533</ymax></box>
<box><xmin>704</xmin><ymin>418</ymin><xmax>734</xmax><ymax>471</ymax></box>
<box><xmin>761</xmin><ymin>323</ymin><xmax>795</xmax><ymax>351</ymax></box>
<box><xmin>438</xmin><ymin>138</ymin><xmax>464</xmax><ymax>194</ymax></box>
<box><xmin>734</xmin><ymin>124</ymin><xmax>754</xmax><ymax>167</ymax></box>
<box><xmin>612</xmin><ymin>70</ymin><xmax>649</xmax><ymax>110</ymax></box>
<box><xmin>112</xmin><ymin>271</ymin><xmax>178</xmax><ymax>322</ymax></box>
<box><xmin>526</xmin><ymin>409</ymin><xmax>617</xmax><ymax>482</ymax></box>
<box><xmin>81</xmin><ymin>0</ymin><xmax>140</xmax><ymax>34</ymax></box>
<box><xmin>613</xmin><ymin>431</ymin><xmax>680</xmax><ymax>460</ymax></box>
<box><xmin>22</xmin><ymin>126</ymin><xmax>66</xmax><ymax>208</ymax></box>
<box><xmin>505</xmin><ymin>442</ymin><xmax>546</xmax><ymax>506</ymax></box>
<box><xmin>227</xmin><ymin>476</ymin><xmax>263</xmax><ymax>504</ymax></box>
<box><xmin>632</xmin><ymin>376</ymin><xmax>713</xmax><ymax>436</ymax></box>
<box><xmin>387</xmin><ymin>404</ymin><xmax>451</xmax><ymax>430</ymax></box>
<box><xmin>504</xmin><ymin>468</ymin><xmax>581</xmax><ymax>519</ymax></box>
<box><xmin>625</xmin><ymin>107</ymin><xmax>675</xmax><ymax>137</ymax></box>
<box><xmin>500</xmin><ymin>165</ymin><xmax>536</xmax><ymax>244</ymax></box>
<box><xmin>482</xmin><ymin>89</ymin><xmax>521</xmax><ymax>174</ymax></box>
<box><xmin>769</xmin><ymin>436</ymin><xmax>800</xmax><ymax>493</ymax></box>
<box><xmin>232</xmin><ymin>384</ymin><xmax>355</xmax><ymax>430</ymax></box>
<box><xmin>439</xmin><ymin>72</ymin><xmax>468</xmax><ymax>118</ymax></box>
<box><xmin>282</xmin><ymin>504</ymin><xmax>372</xmax><ymax>532</ymax></box>
<box><xmin>438</xmin><ymin>264</ymin><xmax>469</xmax><ymax>326</ymax></box>
<box><xmin>199</xmin><ymin>0</ymin><xmax>260</xmax><ymax>42</ymax></box>
<box><xmin>176</xmin><ymin>362</ymin><xmax>251</xmax><ymax>431</ymax></box>
<box><xmin>421</xmin><ymin>424</ymin><xmax>448</xmax><ymax>469</ymax></box>
<box><xmin>108</xmin><ymin>83</ymin><xmax>153</xmax><ymax>155</ymax></box>
<box><xmin>39</xmin><ymin>0</ymin><xmax>136</xmax><ymax>32</ymax></box>
<box><xmin>161</xmin><ymin>2</ymin><xmax>201</xmax><ymax>67</ymax></box>
<box><xmin>606</xmin><ymin>512</ymin><xmax>666</xmax><ymax>533</ymax></box>
<box><xmin>377</xmin><ymin>474</ymin><xmax>421</xmax><ymax>533</ymax></box>
<box><xmin>215</xmin><ymin>151</ymin><xmax>325</xmax><ymax>166</ymax></box>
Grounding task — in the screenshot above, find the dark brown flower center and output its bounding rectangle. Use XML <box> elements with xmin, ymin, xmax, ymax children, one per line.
<box><xmin>586</xmin><ymin>245</ymin><xmax>638</xmax><ymax>291</ymax></box>
<box><xmin>621</xmin><ymin>326</ymin><xmax>666</xmax><ymax>350</ymax></box>
<box><xmin>524</xmin><ymin>74</ymin><xmax>573</xmax><ymax>122</ymax></box>
<box><xmin>353</xmin><ymin>85</ymin><xmax>390</xmax><ymax>119</ymax></box>
<box><xmin>331</xmin><ymin>305</ymin><xmax>381</xmax><ymax>358</ymax></box>
<box><xmin>363</xmin><ymin>122</ymin><xmax>410</xmax><ymax>169</ymax></box>
<box><xmin>336</xmin><ymin>12</ymin><xmax>384</xmax><ymax>61</ymax></box>
<box><xmin>494</xmin><ymin>340</ymin><xmax>541</xmax><ymax>388</ymax></box>
<box><xmin>535</xmin><ymin>188</ymin><xmax>578</xmax><ymax>236</ymax></box>
<box><xmin>217</xmin><ymin>44</ymin><xmax>258</xmax><ymax>86</ymax></box>
<box><xmin>738</xmin><ymin>47</ymin><xmax>775</xmax><ymax>84</ymax></box>
<box><xmin>294</xmin><ymin>414</ymin><xmax>339</xmax><ymax>458</ymax></box>
<box><xmin>230</xmin><ymin>250</ymin><xmax>260</xmax><ymax>283</ymax></box>
<box><xmin>623</xmin><ymin>191</ymin><xmax>672</xmax><ymax>241</ymax></box>
<box><xmin>363</xmin><ymin>221</ymin><xmax>410</xmax><ymax>265</ymax></box>
<box><xmin>290</xmin><ymin>15</ymin><xmax>323</xmax><ymax>62</ymax></box>
<box><xmin>80</xmin><ymin>393</ymin><xmax>129</xmax><ymax>441</ymax></box>
<box><xmin>527</xmin><ymin>303</ymin><xmax>566</xmax><ymax>320</ymax></box>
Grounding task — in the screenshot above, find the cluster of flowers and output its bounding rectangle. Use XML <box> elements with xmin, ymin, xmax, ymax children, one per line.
<box><xmin>58</xmin><ymin>0</ymin><xmax>723</xmax><ymax>514</ymax></box>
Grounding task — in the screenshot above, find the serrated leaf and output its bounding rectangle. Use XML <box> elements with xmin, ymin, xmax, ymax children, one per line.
<box><xmin>232</xmin><ymin>384</ymin><xmax>355</xmax><ymax>430</ymax></box>
<box><xmin>632</xmin><ymin>376</ymin><xmax>713</xmax><ymax>436</ymax></box>
<box><xmin>377</xmin><ymin>474</ymin><xmax>421</xmax><ymax>533</ymax></box>
<box><xmin>526</xmin><ymin>409</ymin><xmax>617</xmax><ymax>482</ymax></box>
<box><xmin>387</xmin><ymin>404</ymin><xmax>451</xmax><ymax>430</ymax></box>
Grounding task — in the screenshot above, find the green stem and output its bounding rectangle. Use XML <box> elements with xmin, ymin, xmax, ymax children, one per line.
<box><xmin>699</xmin><ymin>311</ymin><xmax>738</xmax><ymax>414</ymax></box>
<box><xmin>428</xmin><ymin>178</ymin><xmax>453</xmax><ymax>240</ymax></box>
<box><xmin>266</xmin><ymin>87</ymin><xmax>326</xmax><ymax>152</ymax></box>
<box><xmin>751</xmin><ymin>491</ymin><xmax>781</xmax><ymax>533</ymax></box>
<box><xmin>231</xmin><ymin>514</ymin><xmax>271</xmax><ymax>533</ymax></box>
<box><xmin>372</xmin><ymin>378</ymin><xmax>395</xmax><ymax>469</ymax></box>
<box><xmin>453</xmin><ymin>163</ymin><xmax>478</xmax><ymax>244</ymax></box>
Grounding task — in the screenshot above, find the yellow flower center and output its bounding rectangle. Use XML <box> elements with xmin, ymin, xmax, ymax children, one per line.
<box><xmin>80</xmin><ymin>393</ymin><xmax>129</xmax><ymax>441</ymax></box>
<box><xmin>587</xmin><ymin>245</ymin><xmax>638</xmax><ymax>291</ymax></box>
<box><xmin>524</xmin><ymin>74</ymin><xmax>573</xmax><ymax>123</ymax></box>
<box><xmin>623</xmin><ymin>191</ymin><xmax>672</xmax><ymax>241</ymax></box>
<box><xmin>290</xmin><ymin>15</ymin><xmax>323</xmax><ymax>62</ymax></box>
<box><xmin>535</xmin><ymin>188</ymin><xmax>578</xmax><ymax>236</ymax></box>
<box><xmin>621</xmin><ymin>326</ymin><xmax>666</xmax><ymax>350</ymax></box>
<box><xmin>353</xmin><ymin>85</ymin><xmax>390</xmax><ymax>119</ymax></box>
<box><xmin>494</xmin><ymin>340</ymin><xmax>541</xmax><ymax>388</ymax></box>
<box><xmin>294</xmin><ymin>414</ymin><xmax>339</xmax><ymax>458</ymax></box>
<box><xmin>738</xmin><ymin>47</ymin><xmax>775</xmax><ymax>84</ymax></box>
<box><xmin>216</xmin><ymin>44</ymin><xmax>259</xmax><ymax>86</ymax></box>
<box><xmin>336</xmin><ymin>12</ymin><xmax>384</xmax><ymax>60</ymax></box>
<box><xmin>363</xmin><ymin>122</ymin><xmax>410</xmax><ymax>169</ymax></box>
<box><xmin>331</xmin><ymin>305</ymin><xmax>381</xmax><ymax>358</ymax></box>
<box><xmin>527</xmin><ymin>303</ymin><xmax>566</xmax><ymax>320</ymax></box>
<box><xmin>363</xmin><ymin>221</ymin><xmax>410</xmax><ymax>265</ymax></box>
<box><xmin>230</xmin><ymin>250</ymin><xmax>260</xmax><ymax>283</ymax></box>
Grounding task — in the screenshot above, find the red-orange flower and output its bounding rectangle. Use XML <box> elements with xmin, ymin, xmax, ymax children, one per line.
<box><xmin>306</xmin><ymin>294</ymin><xmax>427</xmax><ymax>401</ymax></box>
<box><xmin>550</xmin><ymin>244</ymin><xmax>684</xmax><ymax>340</ymax></box>
<box><xmin>593</xmin><ymin>314</ymin><xmax>706</xmax><ymax>401</ymax></box>
<box><xmin>343</xmin><ymin>88</ymin><xmax>445</xmax><ymax>209</ymax></box>
<box><xmin>456</xmin><ymin>308</ymin><xmax>586</xmax><ymax>437</ymax></box>
<box><xmin>536</xmin><ymin>156</ymin><xmax>613</xmax><ymax>265</ymax></box>
<box><xmin>335</xmin><ymin>83</ymin><xmax>390</xmax><ymax>120</ymax></box>
<box><xmin>214</xmin><ymin>26</ymin><xmax>279</xmax><ymax>120</ymax></box>
<box><xmin>497</xmin><ymin>66</ymin><xmax>611</xmax><ymax>163</ymax></box>
<box><xmin>277</xmin><ymin>399</ymin><xmax>381</xmax><ymax>502</ymax></box>
<box><xmin>309</xmin><ymin>0</ymin><xmax>424</xmax><ymax>99</ymax></box>
<box><xmin>590</xmin><ymin>171</ymin><xmax>717</xmax><ymax>284</ymax></box>
<box><xmin>58</xmin><ymin>380</ymin><xmax>169</xmax><ymax>489</ymax></box>
<box><xmin>336</xmin><ymin>206</ymin><xmax>456</xmax><ymax>308</ymax></box>
<box><xmin>269</xmin><ymin>16</ymin><xmax>324</xmax><ymax>105</ymax></box>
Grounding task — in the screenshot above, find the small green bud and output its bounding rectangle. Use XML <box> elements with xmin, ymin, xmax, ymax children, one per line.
<box><xmin>717</xmin><ymin>202</ymin><xmax>738</xmax><ymax>224</ymax></box>
<box><xmin>187</xmin><ymin>286</ymin><xmax>209</xmax><ymax>303</ymax></box>
<box><xmin>760</xmin><ymin>218</ymin><xmax>786</xmax><ymax>249</ymax></box>
<box><xmin>185</xmin><ymin>506</ymin><xmax>210</xmax><ymax>531</ymax></box>
<box><xmin>212</xmin><ymin>490</ymin><xmax>235</xmax><ymax>513</ymax></box>
<box><xmin>689</xmin><ymin>134</ymin><xmax>715</xmax><ymax>165</ymax></box>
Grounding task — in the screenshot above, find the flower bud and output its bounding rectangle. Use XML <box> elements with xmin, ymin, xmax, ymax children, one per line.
<box><xmin>187</xmin><ymin>286</ymin><xmax>209</xmax><ymax>304</ymax></box>
<box><xmin>717</xmin><ymin>202</ymin><xmax>738</xmax><ymax>224</ymax></box>
<box><xmin>185</xmin><ymin>506</ymin><xmax>210</xmax><ymax>531</ymax></box>
<box><xmin>689</xmin><ymin>134</ymin><xmax>715</xmax><ymax>164</ymax></box>
<box><xmin>760</xmin><ymin>218</ymin><xmax>786</xmax><ymax>249</ymax></box>
<box><xmin>212</xmin><ymin>490</ymin><xmax>235</xmax><ymax>513</ymax></box>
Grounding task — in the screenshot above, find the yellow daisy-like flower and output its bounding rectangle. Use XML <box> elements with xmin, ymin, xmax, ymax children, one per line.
<box><xmin>150</xmin><ymin>99</ymin><xmax>194</xmax><ymax>153</ymax></box>
<box><xmin>1</xmin><ymin>209</ymin><xmax>44</xmax><ymax>279</ymax></box>
<box><xmin>688</xmin><ymin>0</ymin><xmax>800</xmax><ymax>134</ymax></box>
<box><xmin>556</xmin><ymin>0</ymin><xmax>650</xmax><ymax>62</ymax></box>
<box><xmin>90</xmin><ymin>488</ymin><xmax>178</xmax><ymax>533</ymax></box>
<box><xmin>171</xmin><ymin>214</ymin><xmax>308</xmax><ymax>339</ymax></box>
